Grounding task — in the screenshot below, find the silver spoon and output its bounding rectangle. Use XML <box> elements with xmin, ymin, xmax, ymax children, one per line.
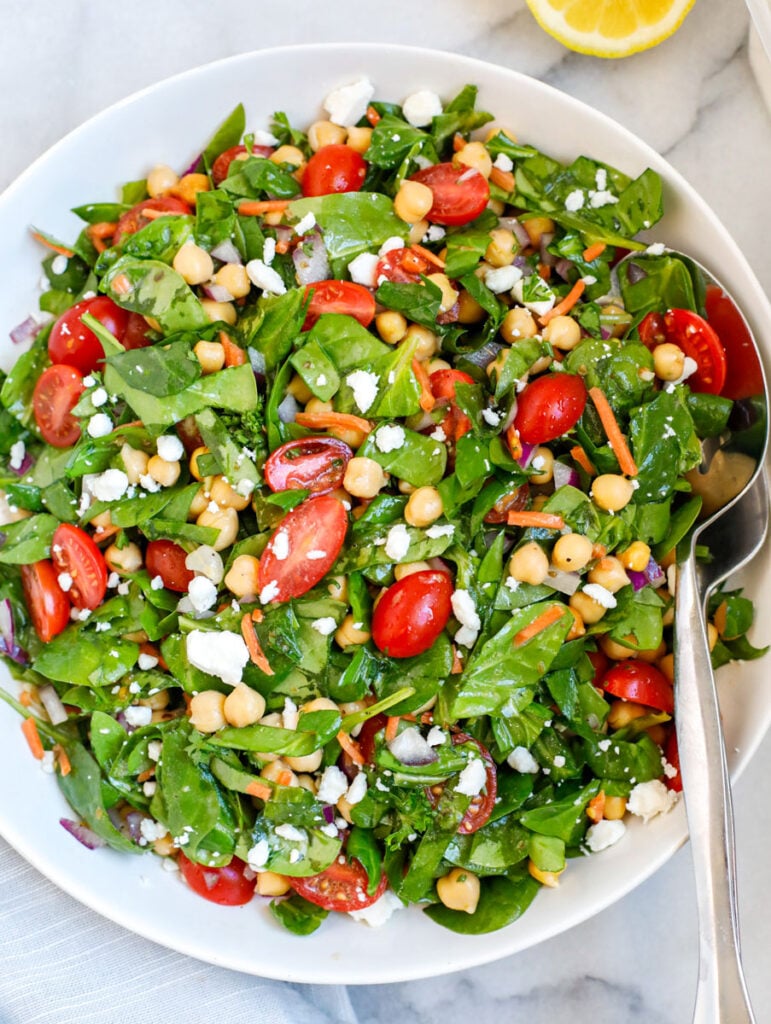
<box><xmin>620</xmin><ymin>250</ymin><xmax>769</xmax><ymax>1023</ymax></box>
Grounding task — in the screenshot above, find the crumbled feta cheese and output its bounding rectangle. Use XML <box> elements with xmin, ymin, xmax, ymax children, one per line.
<box><xmin>311</xmin><ymin>617</ymin><xmax>337</xmax><ymax>636</ymax></box>
<box><xmin>138</xmin><ymin>652</ymin><xmax>159</xmax><ymax>671</ymax></box>
<box><xmin>349</xmin><ymin>889</ymin><xmax>404</xmax><ymax>927</ymax></box>
<box><xmin>484</xmin><ymin>264</ymin><xmax>522</xmax><ymax>294</ymax></box>
<box><xmin>87</xmin><ymin>413</ymin><xmax>113</xmax><ymax>438</ymax></box>
<box><xmin>156</xmin><ymin>434</ymin><xmax>184</xmax><ymax>462</ymax></box>
<box><xmin>595</xmin><ymin>167</ymin><xmax>608</xmax><ymax>191</ymax></box>
<box><xmin>451</xmin><ymin>589</ymin><xmax>481</xmax><ymax>647</ymax></box>
<box><xmin>589</xmin><ymin>190</ymin><xmax>618</xmax><ymax>209</ymax></box>
<box><xmin>346</xmin><ymin>369</ymin><xmax>379</xmax><ymax>413</ymax></box>
<box><xmin>253</xmin><ymin>128</ymin><xmax>280</xmax><ymax>147</ymax></box>
<box><xmin>139</xmin><ymin>819</ymin><xmax>168</xmax><ymax>843</ymax></box>
<box><xmin>504</xmin><ymin>576</ymin><xmax>520</xmax><ymax>591</ymax></box>
<box><xmin>454</xmin><ymin>757</ymin><xmax>487</xmax><ymax>796</ymax></box>
<box><xmin>374</xmin><ymin>424</ymin><xmax>406</xmax><ymax>453</ymax></box>
<box><xmin>346</xmin><ymin>773</ymin><xmax>368</xmax><ymax>806</ymax></box>
<box><xmin>598</xmin><ymin>738</ymin><xmax>612</xmax><ymax>752</ymax></box>
<box><xmin>585</xmin><ymin>818</ymin><xmax>626</xmax><ymax>852</ymax></box>
<box><xmin>57</xmin><ymin>572</ymin><xmax>73</xmax><ymax>593</ymax></box>
<box><xmin>306</xmin><ymin>549</ymin><xmax>326</xmax><ymax>560</ymax></box>
<box><xmin>581</xmin><ymin>275</ymin><xmax>597</xmax><ymax>286</ymax></box>
<box><xmin>188</xmin><ymin>575</ymin><xmax>218</xmax><ymax>613</ymax></box>
<box><xmin>627</xmin><ymin>779</ymin><xmax>677</xmax><ymax>822</ymax></box>
<box><xmin>185</xmin><ymin>629</ymin><xmax>250</xmax><ymax>686</ymax></box>
<box><xmin>423</xmin><ymin>225</ymin><xmax>446</xmax><ymax>243</ymax></box>
<box><xmin>150</xmin><ymin>575</ymin><xmax>165</xmax><ymax>591</ymax></box>
<box><xmin>9</xmin><ymin>440</ymin><xmax>26</xmax><ymax>471</ymax></box>
<box><xmin>645</xmin><ymin>242</ymin><xmax>666</xmax><ymax>256</ymax></box>
<box><xmin>282</xmin><ymin>697</ymin><xmax>299</xmax><ymax>731</ymax></box>
<box><xmin>430</xmin><ymin>425</ymin><xmax>447</xmax><ymax>442</ymax></box>
<box><xmin>139</xmin><ymin>473</ymin><xmax>161</xmax><ymax>493</ymax></box>
<box><xmin>272</xmin><ymin>530</ymin><xmax>290</xmax><ymax>561</ymax></box>
<box><xmin>125</xmin><ymin>705</ymin><xmax>152</xmax><ymax>728</ymax></box>
<box><xmin>565</xmin><ymin>189</ymin><xmax>585</xmax><ymax>212</ymax></box>
<box><xmin>247</xmin><ymin>838</ymin><xmax>270</xmax><ymax>870</ymax></box>
<box><xmin>507</xmin><ymin>746</ymin><xmax>540</xmax><ymax>773</ymax></box>
<box><xmin>259</xmin><ymin>580</ymin><xmax>280</xmax><ymax>604</ymax></box>
<box><xmin>426</xmin><ymin>726</ymin><xmax>446</xmax><ymax>747</ymax></box>
<box><xmin>316</xmin><ymin>374</ymin><xmax>328</xmax><ymax>387</ymax></box>
<box><xmin>246</xmin><ymin>258</ymin><xmax>286</xmax><ymax>295</ymax></box>
<box><xmin>320</xmin><ymin>822</ymin><xmax>339</xmax><ymax>838</ymax></box>
<box><xmin>316</xmin><ymin>765</ymin><xmax>349</xmax><ymax>804</ymax></box>
<box><xmin>262</xmin><ymin>237</ymin><xmax>276</xmax><ymax>265</ymax></box>
<box><xmin>481</xmin><ymin>407</ymin><xmax>501</xmax><ymax>427</ymax></box>
<box><xmin>425</xmin><ymin>523</ymin><xmax>454</xmax><ymax>539</ymax></box>
<box><xmin>148</xmin><ymin>740</ymin><xmax>162</xmax><ymax>761</ymax></box>
<box><xmin>288</xmin><ymin>849</ymin><xmax>302</xmax><ymax>864</ymax></box>
<box><xmin>553</xmin><ymin>755</ymin><xmax>566</xmax><ymax>768</ymax></box>
<box><xmin>402</xmin><ymin>89</ymin><xmax>443</xmax><ymax>127</ymax></box>
<box><xmin>581</xmin><ymin>583</ymin><xmax>617</xmax><ymax>609</ymax></box>
<box><xmin>323</xmin><ymin>77</ymin><xmax>375</xmax><ymax>127</ymax></box>
<box><xmin>493</xmin><ymin>152</ymin><xmax>514</xmax><ymax>172</ymax></box>
<box><xmin>294</xmin><ymin>211</ymin><xmax>316</xmax><ymax>236</ymax></box>
<box><xmin>51</xmin><ymin>254</ymin><xmax>68</xmax><ymax>275</ymax></box>
<box><xmin>275</xmin><ymin>823</ymin><xmax>306</xmax><ymax>842</ymax></box>
<box><xmin>378</xmin><ymin>236</ymin><xmax>405</xmax><ymax>257</ymax></box>
<box><xmin>40</xmin><ymin>750</ymin><xmax>55</xmax><ymax>774</ymax></box>
<box><xmin>384</xmin><ymin>523</ymin><xmax>411</xmax><ymax>561</ymax></box>
<box><xmin>92</xmin><ymin>468</ymin><xmax>129</xmax><ymax>502</ymax></box>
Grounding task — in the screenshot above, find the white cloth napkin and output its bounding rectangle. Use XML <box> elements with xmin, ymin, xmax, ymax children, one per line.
<box><xmin>0</xmin><ymin>839</ymin><xmax>358</xmax><ymax>1024</ymax></box>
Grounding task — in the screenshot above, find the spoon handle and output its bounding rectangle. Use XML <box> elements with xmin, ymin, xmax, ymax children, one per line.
<box><xmin>674</xmin><ymin>556</ymin><xmax>756</xmax><ymax>1024</ymax></box>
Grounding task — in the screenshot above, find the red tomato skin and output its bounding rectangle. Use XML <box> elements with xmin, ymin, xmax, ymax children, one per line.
<box><xmin>20</xmin><ymin>560</ymin><xmax>71</xmax><ymax>643</ymax></box>
<box><xmin>290</xmin><ymin>859</ymin><xmax>388</xmax><ymax>912</ymax></box>
<box><xmin>302</xmin><ymin>145</ymin><xmax>367</xmax><ymax>197</ymax></box>
<box><xmin>663</xmin><ymin>729</ymin><xmax>682</xmax><ymax>792</ymax></box>
<box><xmin>638</xmin><ymin>311</ymin><xmax>667</xmax><ymax>349</ymax></box>
<box><xmin>145</xmin><ymin>540</ymin><xmax>194</xmax><ymax>593</ymax></box>
<box><xmin>258</xmin><ymin>494</ymin><xmax>349</xmax><ymax>603</ymax></box>
<box><xmin>376</xmin><ymin>246</ymin><xmax>431</xmax><ymax>285</ymax></box>
<box><xmin>121</xmin><ymin>312</ymin><xmax>152</xmax><ymax>351</ymax></box>
<box><xmin>51</xmin><ymin>524</ymin><xmax>108</xmax><ymax>611</ymax></box>
<box><xmin>514</xmin><ymin>373</ymin><xmax>588</xmax><ymax>445</ymax></box>
<box><xmin>429</xmin><ymin>369</ymin><xmax>475</xmax><ymax>400</ymax></box>
<box><xmin>264</xmin><ymin>438</ymin><xmax>353</xmax><ymax>495</ymax></box>
<box><xmin>663</xmin><ymin>308</ymin><xmax>727</xmax><ymax>395</ymax></box>
<box><xmin>587</xmin><ymin>649</ymin><xmax>611</xmax><ymax>688</ymax></box>
<box><xmin>356</xmin><ymin>714</ymin><xmax>389</xmax><ymax>765</ymax></box>
<box><xmin>303</xmin><ymin>281</ymin><xmax>376</xmax><ymax>330</ymax></box>
<box><xmin>49</xmin><ymin>296</ymin><xmax>130</xmax><ymax>375</ymax></box>
<box><xmin>705</xmin><ymin>285</ymin><xmax>765</xmax><ymax>400</ymax></box>
<box><xmin>178</xmin><ymin>854</ymin><xmax>255</xmax><ymax>906</ymax></box>
<box><xmin>410</xmin><ymin>163</ymin><xmax>490</xmax><ymax>226</ymax></box>
<box><xmin>371</xmin><ymin>570</ymin><xmax>453</xmax><ymax>659</ymax></box>
<box><xmin>453</xmin><ymin>734</ymin><xmax>498</xmax><ymax>835</ymax></box>
<box><xmin>601</xmin><ymin>661</ymin><xmax>674</xmax><ymax>715</ymax></box>
<box><xmin>113</xmin><ymin>197</ymin><xmax>192</xmax><ymax>245</ymax></box>
<box><xmin>32</xmin><ymin>364</ymin><xmax>84</xmax><ymax>448</ymax></box>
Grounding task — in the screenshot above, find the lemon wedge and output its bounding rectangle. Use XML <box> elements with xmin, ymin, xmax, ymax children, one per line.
<box><xmin>525</xmin><ymin>0</ymin><xmax>696</xmax><ymax>58</ymax></box>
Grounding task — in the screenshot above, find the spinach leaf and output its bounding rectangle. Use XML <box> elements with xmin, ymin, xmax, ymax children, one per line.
<box><xmin>375</xmin><ymin>279</ymin><xmax>442</xmax><ymax>331</ymax></box>
<box><xmin>220</xmin><ymin>156</ymin><xmax>300</xmax><ymax>200</ymax></box>
<box><xmin>303</xmin><ymin>313</ymin><xmax>389</xmax><ymax>373</ymax></box>
<box><xmin>619</xmin><ymin>254</ymin><xmax>698</xmax><ymax>317</ymax></box>
<box><xmin>106</xmin><ymin>341</ymin><xmax>201</xmax><ymax>397</ymax></box>
<box><xmin>582</xmin><ymin>733</ymin><xmax>663</xmax><ymax>783</ymax></box>
<box><xmin>195</xmin><ymin>190</ymin><xmax>236</xmax><ymax>250</ymax></box>
<box><xmin>57</xmin><ymin>740</ymin><xmax>138</xmax><ymax>853</ymax></box>
<box><xmin>270</xmin><ymin>893</ymin><xmax>328</xmax><ymax>935</ymax></box>
<box><xmin>629</xmin><ymin>390</ymin><xmax>701</xmax><ymax>503</ymax></box>
<box><xmin>201</xmin><ymin>103</ymin><xmax>246</xmax><ymax>173</ymax></box>
<box><xmin>33</xmin><ymin>629</ymin><xmax>139</xmax><ymax>687</ymax></box>
<box><xmin>0</xmin><ymin>513</ymin><xmax>58</xmax><ymax>564</ymax></box>
<box><xmin>424</xmin><ymin>874</ymin><xmax>539</xmax><ymax>934</ymax></box>
<box><xmin>119</xmin><ymin>215</ymin><xmax>194</xmax><ymax>264</ymax></box>
<box><xmin>358</xmin><ymin>425</ymin><xmax>447</xmax><ymax>487</ymax></box>
<box><xmin>366</xmin><ymin>115</ymin><xmax>435</xmax><ymax>170</ymax></box>
<box><xmin>430</xmin><ymin>85</ymin><xmax>493</xmax><ymax>152</ymax></box>
<box><xmin>519</xmin><ymin>780</ymin><xmax>600</xmax><ymax>843</ymax></box>
<box><xmin>102</xmin><ymin>257</ymin><xmax>209</xmax><ymax>333</ymax></box>
<box><xmin>347</xmin><ymin>826</ymin><xmax>383</xmax><ymax>895</ymax></box>
<box><xmin>444</xmin><ymin>814</ymin><xmax>530</xmax><ymax>875</ymax></box>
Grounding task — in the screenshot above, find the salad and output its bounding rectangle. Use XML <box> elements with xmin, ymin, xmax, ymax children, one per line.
<box><xmin>0</xmin><ymin>79</ymin><xmax>765</xmax><ymax>937</ymax></box>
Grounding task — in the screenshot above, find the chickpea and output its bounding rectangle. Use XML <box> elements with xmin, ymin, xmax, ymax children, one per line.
<box><xmin>394</xmin><ymin>180</ymin><xmax>434</xmax><ymax>223</ymax></box>
<box><xmin>588</xmin><ymin>556</ymin><xmax>630</xmax><ymax>594</ymax></box>
<box><xmin>173</xmin><ymin>242</ymin><xmax>213</xmax><ymax>286</ymax></box>
<box><xmin>343</xmin><ymin>457</ymin><xmax>387</xmax><ymax>499</ymax></box>
<box><xmin>194</xmin><ymin>340</ymin><xmax>225</xmax><ymax>375</ymax></box>
<box><xmin>508</xmin><ymin>542</ymin><xmax>549</xmax><ymax>585</ymax></box>
<box><xmin>408</xmin><ymin>218</ymin><xmax>430</xmax><ymax>245</ymax></box>
<box><xmin>120</xmin><ymin>443</ymin><xmax>149</xmax><ymax>485</ymax></box>
<box><xmin>454</xmin><ymin>141</ymin><xmax>493</xmax><ymax>179</ymax></box>
<box><xmin>210</xmin><ymin>475</ymin><xmax>251</xmax><ymax>511</ymax></box>
<box><xmin>398</xmin><ymin>479</ymin><xmax>416</xmax><ymax>495</ymax></box>
<box><xmin>146</xmin><ymin>163</ymin><xmax>178</xmax><ymax>198</ymax></box>
<box><xmin>270</xmin><ymin>145</ymin><xmax>305</xmax><ymax>168</ymax></box>
<box><xmin>425</xmin><ymin>272</ymin><xmax>459</xmax><ymax>313</ymax></box>
<box><xmin>223</xmin><ymin>683</ymin><xmax>265</xmax><ymax>728</ymax></box>
<box><xmin>394</xmin><ymin>560</ymin><xmax>432</xmax><ymax>581</ymax></box>
<box><xmin>0</xmin><ymin>491</ymin><xmax>31</xmax><ymax>527</ymax></box>
<box><xmin>335</xmin><ymin>794</ymin><xmax>355</xmax><ymax>825</ymax></box>
<box><xmin>189</xmin><ymin>690</ymin><xmax>227</xmax><ymax>733</ymax></box>
<box><xmin>436</xmin><ymin>868</ymin><xmax>481</xmax><ymax>913</ymax></box>
<box><xmin>427</xmin><ymin>357</ymin><xmax>452</xmax><ymax>375</ymax></box>
<box><xmin>485</xmin><ymin>126</ymin><xmax>518</xmax><ymax>144</ymax></box>
<box><xmin>598</xmin><ymin>635</ymin><xmax>636</xmax><ymax>660</ymax></box>
<box><xmin>607</xmin><ymin>700</ymin><xmax>648</xmax><ymax>730</ymax></box>
<box><xmin>301</xmin><ymin>697</ymin><xmax>339</xmax><ymax>714</ymax></box>
<box><xmin>284</xmin><ymin>374</ymin><xmax>312</xmax><ymax>405</ymax></box>
<box><xmin>565</xmin><ymin>606</ymin><xmax>586</xmax><ymax>640</ymax></box>
<box><xmin>214</xmin><ymin>262</ymin><xmax>251</xmax><ymax>299</ymax></box>
<box><xmin>200</xmin><ymin>299</ymin><xmax>237</xmax><ymax>326</ymax></box>
<box><xmin>618</xmin><ymin>541</ymin><xmax>652</xmax><ymax>573</ymax></box>
<box><xmin>189</xmin><ymin>446</ymin><xmax>210</xmax><ymax>481</ymax></box>
<box><xmin>658</xmin><ymin>652</ymin><xmax>675</xmax><ymax>683</ymax></box>
<box><xmin>335</xmin><ymin>614</ymin><xmax>371</xmax><ymax>648</ymax></box>
<box><xmin>485</xmin><ymin>228</ymin><xmax>517</xmax><ymax>268</ymax></box>
<box><xmin>404</xmin><ymin>324</ymin><xmax>438</xmax><ymax>361</ymax></box>
<box><xmin>255</xmin><ymin>871</ymin><xmax>291</xmax><ymax>897</ymax></box>
<box><xmin>90</xmin><ymin>510</ymin><xmax>113</xmax><ymax>532</ymax></box>
<box><xmin>569</xmin><ymin>590</ymin><xmax>608</xmax><ymax>625</ymax></box>
<box><xmin>305</xmin><ymin>397</ymin><xmax>333</xmax><ymax>415</ymax></box>
<box><xmin>139</xmin><ymin>688</ymin><xmax>170</xmax><ymax>711</ymax></box>
<box><xmin>346</xmin><ymin>125</ymin><xmax>373</xmax><ymax>153</ymax></box>
<box><xmin>146</xmin><ymin>454</ymin><xmax>181</xmax><ymax>488</ymax></box>
<box><xmin>500</xmin><ymin>306</ymin><xmax>538</xmax><ymax>343</ymax></box>
<box><xmin>603</xmin><ymin>795</ymin><xmax>628</xmax><ymax>820</ymax></box>
<box><xmin>188</xmin><ymin>486</ymin><xmax>209</xmax><ymax>519</ymax></box>
<box><xmin>170</xmin><ymin>173</ymin><xmax>210</xmax><ymax>205</ymax></box>
<box><xmin>527</xmin><ymin>860</ymin><xmax>563</xmax><ymax>888</ymax></box>
<box><xmin>307</xmin><ymin>120</ymin><xmax>347</xmax><ymax>151</ymax></box>
<box><xmin>404</xmin><ymin>486</ymin><xmax>443</xmax><ymax>528</ymax></box>
<box><xmin>105</xmin><ymin>541</ymin><xmax>143</xmax><ymax>575</ymax></box>
<box><xmin>196</xmin><ymin>506</ymin><xmax>239</xmax><ymax>551</ymax></box>
<box><xmin>542</xmin><ymin>315</ymin><xmax>581</xmax><ymax>351</ymax></box>
<box><xmin>529</xmin><ymin>446</ymin><xmax>554</xmax><ymax>485</ymax></box>
<box><xmin>375</xmin><ymin>311</ymin><xmax>408</xmax><ymax>345</ymax></box>
<box><xmin>551</xmin><ymin>533</ymin><xmax>593</xmax><ymax>572</ymax></box>
<box><xmin>457</xmin><ymin>289</ymin><xmax>486</xmax><ymax>324</ymax></box>
<box><xmin>152</xmin><ymin>832</ymin><xmax>176</xmax><ymax>857</ymax></box>
<box><xmin>327</xmin><ymin>575</ymin><xmax>348</xmax><ymax>602</ymax></box>
<box><xmin>260</xmin><ymin>758</ymin><xmax>299</xmax><ymax>787</ymax></box>
<box><xmin>600</xmin><ymin>302</ymin><xmax>631</xmax><ymax>339</ymax></box>
<box><xmin>224</xmin><ymin>554</ymin><xmax>260</xmax><ymax>598</ymax></box>
<box><xmin>523</xmin><ymin>216</ymin><xmax>555</xmax><ymax>247</ymax></box>
<box><xmin>296</xmin><ymin>773</ymin><xmax>318</xmax><ymax>794</ymax></box>
<box><xmin>487</xmin><ymin>198</ymin><xmax>505</xmax><ymax>216</ymax></box>
<box><xmin>285</xmin><ymin>749</ymin><xmax>324</xmax><ymax>773</ymax></box>
<box><xmin>591</xmin><ymin>474</ymin><xmax>635</xmax><ymax>512</ymax></box>
<box><xmin>653</xmin><ymin>343</ymin><xmax>685</xmax><ymax>382</ymax></box>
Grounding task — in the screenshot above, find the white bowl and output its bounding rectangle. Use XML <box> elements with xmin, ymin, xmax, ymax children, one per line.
<box><xmin>0</xmin><ymin>43</ymin><xmax>769</xmax><ymax>985</ymax></box>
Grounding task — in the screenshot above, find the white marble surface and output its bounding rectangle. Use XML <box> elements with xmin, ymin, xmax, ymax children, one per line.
<box><xmin>0</xmin><ymin>1</ymin><xmax>769</xmax><ymax>1021</ymax></box>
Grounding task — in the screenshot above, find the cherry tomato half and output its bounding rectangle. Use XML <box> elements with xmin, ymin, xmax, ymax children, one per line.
<box><xmin>145</xmin><ymin>539</ymin><xmax>194</xmax><ymax>593</ymax></box>
<box><xmin>663</xmin><ymin>729</ymin><xmax>682</xmax><ymax>793</ymax></box>
<box><xmin>587</xmin><ymin>649</ymin><xmax>611</xmax><ymax>688</ymax></box>
<box><xmin>121</xmin><ymin>312</ymin><xmax>152</xmax><ymax>351</ymax></box>
<box><xmin>356</xmin><ymin>713</ymin><xmax>388</xmax><ymax>766</ymax></box>
<box><xmin>49</xmin><ymin>296</ymin><xmax>130</xmax><ymax>375</ymax></box>
<box><xmin>376</xmin><ymin>246</ymin><xmax>432</xmax><ymax>285</ymax></box>
<box><xmin>264</xmin><ymin>437</ymin><xmax>353</xmax><ymax>495</ymax></box>
<box><xmin>211</xmin><ymin>143</ymin><xmax>273</xmax><ymax>186</ymax></box>
<box><xmin>258</xmin><ymin>494</ymin><xmax>349</xmax><ymax>603</ymax></box>
<box><xmin>705</xmin><ymin>285</ymin><xmax>765</xmax><ymax>400</ymax></box>
<box><xmin>483</xmin><ymin>483</ymin><xmax>530</xmax><ymax>524</ymax></box>
<box><xmin>600</xmin><ymin>660</ymin><xmax>674</xmax><ymax>715</ymax></box>
<box><xmin>303</xmin><ymin>280</ymin><xmax>376</xmax><ymax>330</ymax></box>
<box><xmin>301</xmin><ymin>145</ymin><xmax>367</xmax><ymax>197</ymax></box>
<box><xmin>51</xmin><ymin>523</ymin><xmax>108</xmax><ymax>611</ymax></box>
<box><xmin>427</xmin><ymin>733</ymin><xmax>497</xmax><ymax>835</ymax></box>
<box><xmin>113</xmin><ymin>197</ymin><xmax>192</xmax><ymax>245</ymax></box>
<box><xmin>639</xmin><ymin>308</ymin><xmax>727</xmax><ymax>395</ymax></box>
<box><xmin>178</xmin><ymin>853</ymin><xmax>255</xmax><ymax>906</ymax></box>
<box><xmin>20</xmin><ymin>560</ymin><xmax>71</xmax><ymax>643</ymax></box>
<box><xmin>410</xmin><ymin>162</ymin><xmax>490</xmax><ymax>226</ymax></box>
<box><xmin>430</xmin><ymin>368</ymin><xmax>475</xmax><ymax>444</ymax></box>
<box><xmin>290</xmin><ymin>857</ymin><xmax>388</xmax><ymax>912</ymax></box>
<box><xmin>32</xmin><ymin>364</ymin><xmax>84</xmax><ymax>448</ymax></box>
<box><xmin>371</xmin><ymin>570</ymin><xmax>453</xmax><ymax>659</ymax></box>
<box><xmin>514</xmin><ymin>372</ymin><xmax>588</xmax><ymax>445</ymax></box>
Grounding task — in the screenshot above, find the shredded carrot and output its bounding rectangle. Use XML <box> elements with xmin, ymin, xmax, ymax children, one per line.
<box><xmin>505</xmin><ymin>423</ymin><xmax>523</xmax><ymax>460</ymax></box>
<box><xmin>591</xmin><ymin>543</ymin><xmax>607</xmax><ymax>560</ymax></box>
<box><xmin>54</xmin><ymin>744</ymin><xmax>72</xmax><ymax>777</ymax></box>
<box><xmin>274</xmin><ymin>239</ymin><xmax>290</xmax><ymax>255</ymax></box>
<box><xmin>537</xmin><ymin>263</ymin><xmax>551</xmax><ymax>281</ymax></box>
<box><xmin>111</xmin><ymin>273</ymin><xmax>132</xmax><ymax>296</ymax></box>
<box><xmin>245</xmin><ymin>780</ymin><xmax>272</xmax><ymax>801</ymax></box>
<box><xmin>540</xmin><ymin>279</ymin><xmax>586</xmax><ymax>325</ymax></box>
<box><xmin>588</xmin><ymin>386</ymin><xmax>639</xmax><ymax>477</ymax></box>
<box><xmin>137</xmin><ymin>768</ymin><xmax>155</xmax><ymax>783</ymax></box>
<box><xmin>276</xmin><ymin>770</ymin><xmax>294</xmax><ymax>787</ymax></box>
<box><xmin>514</xmin><ymin>604</ymin><xmax>567</xmax><ymax>647</ymax></box>
<box><xmin>219</xmin><ymin>331</ymin><xmax>247</xmax><ymax>367</ymax></box>
<box><xmin>295</xmin><ymin>410</ymin><xmax>373</xmax><ymax>435</ymax></box>
<box><xmin>451</xmin><ymin>645</ymin><xmax>464</xmax><ymax>675</ymax></box>
<box><xmin>411</xmin><ymin>358</ymin><xmax>436</xmax><ymax>413</ymax></box>
<box><xmin>582</xmin><ymin>241</ymin><xmax>606</xmax><ymax>263</ymax></box>
<box><xmin>139</xmin><ymin>641</ymin><xmax>168</xmax><ymax>672</ymax></box>
<box><xmin>21</xmin><ymin>717</ymin><xmax>44</xmax><ymax>760</ymax></box>
<box><xmin>410</xmin><ymin>244</ymin><xmax>445</xmax><ymax>269</ymax></box>
<box><xmin>30</xmin><ymin>231</ymin><xmax>75</xmax><ymax>258</ymax></box>
<box><xmin>86</xmin><ymin>221</ymin><xmax>116</xmax><ymax>254</ymax></box>
<box><xmin>337</xmin><ymin>730</ymin><xmax>365</xmax><ymax>766</ymax></box>
<box><xmin>419</xmin><ymin>712</ymin><xmax>434</xmax><ymax>725</ymax></box>
<box><xmin>366</xmin><ymin>105</ymin><xmax>381</xmax><ymax>126</ymax></box>
<box><xmin>586</xmin><ymin>792</ymin><xmax>606</xmax><ymax>823</ymax></box>
<box><xmin>251</xmin><ymin>608</ymin><xmax>264</xmax><ymax>624</ymax></box>
<box><xmin>452</xmin><ymin>133</ymin><xmax>465</xmax><ymax>152</ymax></box>
<box><xmin>238</xmin><ymin>199</ymin><xmax>291</xmax><ymax>216</ymax></box>
<box><xmin>92</xmin><ymin>524</ymin><xmax>121</xmax><ymax>544</ymax></box>
<box><xmin>490</xmin><ymin>166</ymin><xmax>515</xmax><ymax>193</ymax></box>
<box><xmin>19</xmin><ymin>690</ymin><xmax>32</xmax><ymax>708</ymax></box>
<box><xmin>507</xmin><ymin>510</ymin><xmax>565</xmax><ymax>530</ymax></box>
<box><xmin>140</xmin><ymin>207</ymin><xmax>185</xmax><ymax>221</ymax></box>
<box><xmin>385</xmin><ymin>716</ymin><xmax>400</xmax><ymax>743</ymax></box>
<box><xmin>240</xmin><ymin>613</ymin><xmax>275</xmax><ymax>676</ymax></box>
<box><xmin>570</xmin><ymin>445</ymin><xmax>596</xmax><ymax>477</ymax></box>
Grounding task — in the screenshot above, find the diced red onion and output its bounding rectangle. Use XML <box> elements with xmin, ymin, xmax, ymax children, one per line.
<box><xmin>124</xmin><ymin>811</ymin><xmax>145</xmax><ymax>841</ymax></box>
<box><xmin>202</xmin><ymin>282</ymin><xmax>234</xmax><ymax>303</ymax></box>
<box><xmin>10</xmin><ymin>451</ymin><xmax>34</xmax><ymax>477</ymax></box>
<box><xmin>539</xmin><ymin>232</ymin><xmax>556</xmax><ymax>267</ymax></box>
<box><xmin>517</xmin><ymin>442</ymin><xmax>536</xmax><ymax>469</ymax></box>
<box><xmin>248</xmin><ymin>347</ymin><xmax>266</xmax><ymax>377</ymax></box>
<box><xmin>0</xmin><ymin>599</ymin><xmax>27</xmax><ymax>666</ymax></box>
<box><xmin>115</xmin><ymin>710</ymin><xmax>137</xmax><ymax>734</ymax></box>
<box><xmin>10</xmin><ymin>316</ymin><xmax>44</xmax><ymax>346</ymax></box>
<box><xmin>322</xmin><ymin>804</ymin><xmax>336</xmax><ymax>824</ymax></box>
<box><xmin>553</xmin><ymin>461</ymin><xmax>580</xmax><ymax>490</ymax></box>
<box><xmin>600</xmin><ymin>328</ymin><xmax>612</xmax><ymax>340</ymax></box>
<box><xmin>60</xmin><ymin>818</ymin><xmax>106</xmax><ymax>850</ymax></box>
<box><xmin>513</xmin><ymin>254</ymin><xmax>534</xmax><ymax>276</ymax></box>
<box><xmin>500</xmin><ymin>217</ymin><xmax>531</xmax><ymax>250</ymax></box>
<box><xmin>277</xmin><ymin>394</ymin><xmax>299</xmax><ymax>424</ymax></box>
<box><xmin>292</xmin><ymin>230</ymin><xmax>330</xmax><ymax>285</ymax></box>
<box><xmin>274</xmin><ymin>226</ymin><xmax>293</xmax><ymax>244</ymax></box>
<box><xmin>628</xmin><ymin>556</ymin><xmax>666</xmax><ymax>592</ymax></box>
<box><xmin>462</xmin><ymin>339</ymin><xmax>505</xmax><ymax>370</ymax></box>
<box><xmin>626</xmin><ymin>261</ymin><xmax>648</xmax><ymax>285</ymax></box>
<box><xmin>388</xmin><ymin>727</ymin><xmax>438</xmax><ymax>766</ymax></box>
<box><xmin>39</xmin><ymin>684</ymin><xmax>68</xmax><ymax>726</ymax></box>
<box><xmin>210</xmin><ymin>240</ymin><xmax>242</xmax><ymax>265</ymax></box>
<box><xmin>545</xmin><ymin>569</ymin><xmax>581</xmax><ymax>596</ymax></box>
<box><xmin>181</xmin><ymin>153</ymin><xmax>202</xmax><ymax>177</ymax></box>
<box><xmin>555</xmin><ymin>258</ymin><xmax>573</xmax><ymax>282</ymax></box>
